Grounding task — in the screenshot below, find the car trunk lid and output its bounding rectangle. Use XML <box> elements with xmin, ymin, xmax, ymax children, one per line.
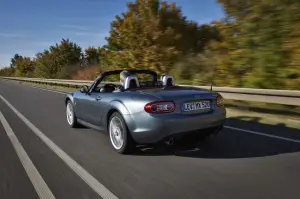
<box><xmin>138</xmin><ymin>87</ymin><xmax>217</xmax><ymax>114</ymax></box>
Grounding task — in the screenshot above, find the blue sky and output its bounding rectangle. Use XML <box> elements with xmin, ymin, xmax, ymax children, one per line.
<box><xmin>0</xmin><ymin>0</ymin><xmax>224</xmax><ymax>67</ymax></box>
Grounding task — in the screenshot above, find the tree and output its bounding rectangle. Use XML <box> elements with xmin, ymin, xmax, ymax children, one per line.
<box><xmin>0</xmin><ymin>67</ymin><xmax>15</xmax><ymax>76</ymax></box>
<box><xmin>35</xmin><ymin>50</ymin><xmax>58</xmax><ymax>78</ymax></box>
<box><xmin>10</xmin><ymin>54</ymin><xmax>22</xmax><ymax>68</ymax></box>
<box><xmin>211</xmin><ymin>0</ymin><xmax>300</xmax><ymax>89</ymax></box>
<box><xmin>15</xmin><ymin>56</ymin><xmax>36</xmax><ymax>77</ymax></box>
<box><xmin>104</xmin><ymin>0</ymin><xmax>214</xmax><ymax>74</ymax></box>
<box><xmin>35</xmin><ymin>39</ymin><xmax>83</xmax><ymax>78</ymax></box>
<box><xmin>7</xmin><ymin>54</ymin><xmax>36</xmax><ymax>77</ymax></box>
<box><xmin>171</xmin><ymin>51</ymin><xmax>216</xmax><ymax>85</ymax></box>
<box><xmin>84</xmin><ymin>47</ymin><xmax>100</xmax><ymax>66</ymax></box>
<box><xmin>280</xmin><ymin>0</ymin><xmax>300</xmax><ymax>89</ymax></box>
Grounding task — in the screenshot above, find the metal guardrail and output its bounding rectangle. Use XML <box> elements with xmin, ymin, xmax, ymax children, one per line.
<box><xmin>1</xmin><ymin>76</ymin><xmax>300</xmax><ymax>106</ymax></box>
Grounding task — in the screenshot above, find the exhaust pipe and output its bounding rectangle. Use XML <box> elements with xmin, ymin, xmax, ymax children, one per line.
<box><xmin>165</xmin><ymin>138</ymin><xmax>175</xmax><ymax>146</ymax></box>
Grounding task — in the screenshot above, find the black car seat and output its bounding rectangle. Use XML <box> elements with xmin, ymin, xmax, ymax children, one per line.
<box><xmin>129</xmin><ymin>79</ymin><xmax>138</xmax><ymax>88</ymax></box>
<box><xmin>161</xmin><ymin>75</ymin><xmax>174</xmax><ymax>87</ymax></box>
<box><xmin>166</xmin><ymin>78</ymin><xmax>173</xmax><ymax>86</ymax></box>
<box><xmin>124</xmin><ymin>76</ymin><xmax>140</xmax><ymax>89</ymax></box>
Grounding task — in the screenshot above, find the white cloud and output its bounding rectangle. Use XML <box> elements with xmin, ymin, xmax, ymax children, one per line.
<box><xmin>74</xmin><ymin>32</ymin><xmax>97</xmax><ymax>36</ymax></box>
<box><xmin>0</xmin><ymin>33</ymin><xmax>26</xmax><ymax>38</ymax></box>
<box><xmin>33</xmin><ymin>41</ymin><xmax>57</xmax><ymax>47</ymax></box>
<box><xmin>74</xmin><ymin>32</ymin><xmax>108</xmax><ymax>37</ymax></box>
<box><xmin>58</xmin><ymin>24</ymin><xmax>89</xmax><ymax>31</ymax></box>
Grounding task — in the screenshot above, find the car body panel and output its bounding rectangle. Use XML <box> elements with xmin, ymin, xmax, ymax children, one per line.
<box><xmin>124</xmin><ymin>104</ymin><xmax>226</xmax><ymax>143</ymax></box>
<box><xmin>65</xmin><ymin>70</ymin><xmax>226</xmax><ymax>144</ymax></box>
<box><xmin>73</xmin><ymin>92</ymin><xmax>101</xmax><ymax>125</ymax></box>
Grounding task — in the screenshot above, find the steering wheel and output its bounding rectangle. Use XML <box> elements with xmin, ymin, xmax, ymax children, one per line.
<box><xmin>101</xmin><ymin>83</ymin><xmax>118</xmax><ymax>92</ymax></box>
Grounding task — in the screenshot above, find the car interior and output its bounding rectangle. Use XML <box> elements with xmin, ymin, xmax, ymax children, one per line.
<box><xmin>94</xmin><ymin>73</ymin><xmax>175</xmax><ymax>93</ymax></box>
<box><xmin>123</xmin><ymin>76</ymin><xmax>140</xmax><ymax>90</ymax></box>
<box><xmin>161</xmin><ymin>75</ymin><xmax>174</xmax><ymax>87</ymax></box>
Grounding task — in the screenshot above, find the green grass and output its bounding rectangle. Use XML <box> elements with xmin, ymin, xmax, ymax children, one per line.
<box><xmin>18</xmin><ymin>81</ymin><xmax>79</xmax><ymax>93</ymax></box>
<box><xmin>225</xmin><ymin>99</ymin><xmax>300</xmax><ymax>114</ymax></box>
<box><xmin>226</xmin><ymin>108</ymin><xmax>300</xmax><ymax>130</ymax></box>
<box><xmin>225</xmin><ymin>99</ymin><xmax>300</xmax><ymax>130</ymax></box>
<box><xmin>224</xmin><ymin>99</ymin><xmax>300</xmax><ymax>119</ymax></box>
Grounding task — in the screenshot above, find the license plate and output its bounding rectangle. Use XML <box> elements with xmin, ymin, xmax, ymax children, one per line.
<box><xmin>183</xmin><ymin>101</ymin><xmax>211</xmax><ymax>112</ymax></box>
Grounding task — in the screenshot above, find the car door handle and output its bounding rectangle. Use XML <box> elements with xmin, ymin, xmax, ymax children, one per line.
<box><xmin>95</xmin><ymin>95</ymin><xmax>102</xmax><ymax>101</ymax></box>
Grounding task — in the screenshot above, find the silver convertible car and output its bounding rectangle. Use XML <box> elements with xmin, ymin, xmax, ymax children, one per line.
<box><xmin>65</xmin><ymin>69</ymin><xmax>226</xmax><ymax>154</ymax></box>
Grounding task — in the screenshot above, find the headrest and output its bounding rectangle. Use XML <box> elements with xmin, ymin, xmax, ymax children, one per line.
<box><xmin>161</xmin><ymin>75</ymin><xmax>174</xmax><ymax>86</ymax></box>
<box><xmin>124</xmin><ymin>75</ymin><xmax>140</xmax><ymax>89</ymax></box>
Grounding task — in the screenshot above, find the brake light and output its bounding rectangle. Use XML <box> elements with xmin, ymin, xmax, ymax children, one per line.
<box><xmin>144</xmin><ymin>101</ymin><xmax>175</xmax><ymax>113</ymax></box>
<box><xmin>216</xmin><ymin>94</ymin><xmax>224</xmax><ymax>107</ymax></box>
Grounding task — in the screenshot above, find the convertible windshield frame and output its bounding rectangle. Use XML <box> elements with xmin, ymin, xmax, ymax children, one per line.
<box><xmin>88</xmin><ymin>69</ymin><xmax>158</xmax><ymax>92</ymax></box>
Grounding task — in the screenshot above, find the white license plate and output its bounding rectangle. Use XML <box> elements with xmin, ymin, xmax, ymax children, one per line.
<box><xmin>183</xmin><ymin>101</ymin><xmax>211</xmax><ymax>112</ymax></box>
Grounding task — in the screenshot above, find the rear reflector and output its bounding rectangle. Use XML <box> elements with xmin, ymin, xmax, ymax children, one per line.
<box><xmin>144</xmin><ymin>101</ymin><xmax>175</xmax><ymax>114</ymax></box>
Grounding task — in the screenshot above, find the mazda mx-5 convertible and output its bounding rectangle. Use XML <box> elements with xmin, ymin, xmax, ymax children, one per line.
<box><xmin>65</xmin><ymin>69</ymin><xmax>226</xmax><ymax>154</ymax></box>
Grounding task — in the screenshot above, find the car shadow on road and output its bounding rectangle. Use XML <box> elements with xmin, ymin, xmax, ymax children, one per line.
<box><xmin>134</xmin><ymin>117</ymin><xmax>300</xmax><ymax>159</ymax></box>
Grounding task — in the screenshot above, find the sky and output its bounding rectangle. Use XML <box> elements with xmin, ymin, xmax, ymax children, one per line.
<box><xmin>0</xmin><ymin>0</ymin><xmax>225</xmax><ymax>68</ymax></box>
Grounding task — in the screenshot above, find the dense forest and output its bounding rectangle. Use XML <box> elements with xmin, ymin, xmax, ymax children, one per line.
<box><xmin>0</xmin><ymin>0</ymin><xmax>299</xmax><ymax>90</ymax></box>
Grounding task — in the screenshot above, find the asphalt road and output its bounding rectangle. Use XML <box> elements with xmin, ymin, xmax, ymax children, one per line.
<box><xmin>1</xmin><ymin>79</ymin><xmax>300</xmax><ymax>199</ymax></box>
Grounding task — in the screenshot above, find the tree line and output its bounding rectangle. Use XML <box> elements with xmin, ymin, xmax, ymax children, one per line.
<box><xmin>0</xmin><ymin>0</ymin><xmax>299</xmax><ymax>90</ymax></box>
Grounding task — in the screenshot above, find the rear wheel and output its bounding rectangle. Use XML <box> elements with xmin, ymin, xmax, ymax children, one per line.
<box><xmin>109</xmin><ymin>112</ymin><xmax>135</xmax><ymax>154</ymax></box>
<box><xmin>66</xmin><ymin>100</ymin><xmax>79</xmax><ymax>128</ymax></box>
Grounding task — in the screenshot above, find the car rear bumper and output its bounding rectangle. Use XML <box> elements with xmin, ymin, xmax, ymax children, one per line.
<box><xmin>123</xmin><ymin>108</ymin><xmax>226</xmax><ymax>144</ymax></box>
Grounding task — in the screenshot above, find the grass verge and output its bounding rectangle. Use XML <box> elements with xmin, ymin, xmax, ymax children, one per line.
<box><xmin>226</xmin><ymin>108</ymin><xmax>300</xmax><ymax>130</ymax></box>
<box><xmin>18</xmin><ymin>81</ymin><xmax>79</xmax><ymax>93</ymax></box>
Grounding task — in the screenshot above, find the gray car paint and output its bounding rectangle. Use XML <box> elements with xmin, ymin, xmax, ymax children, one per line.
<box><xmin>65</xmin><ymin>80</ymin><xmax>226</xmax><ymax>144</ymax></box>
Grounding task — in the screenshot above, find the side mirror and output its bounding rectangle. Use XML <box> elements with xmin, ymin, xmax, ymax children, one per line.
<box><xmin>79</xmin><ymin>85</ymin><xmax>89</xmax><ymax>93</ymax></box>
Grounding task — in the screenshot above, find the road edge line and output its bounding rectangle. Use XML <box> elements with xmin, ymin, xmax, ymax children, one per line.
<box><xmin>28</xmin><ymin>85</ymin><xmax>67</xmax><ymax>94</ymax></box>
<box><xmin>3</xmin><ymin>79</ymin><xmax>67</xmax><ymax>94</ymax></box>
<box><xmin>0</xmin><ymin>94</ymin><xmax>119</xmax><ymax>199</ymax></box>
<box><xmin>225</xmin><ymin>125</ymin><xmax>300</xmax><ymax>144</ymax></box>
<box><xmin>0</xmin><ymin>110</ymin><xmax>56</xmax><ymax>199</ymax></box>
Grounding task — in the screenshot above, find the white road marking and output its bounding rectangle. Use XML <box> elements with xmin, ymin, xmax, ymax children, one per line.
<box><xmin>0</xmin><ymin>94</ymin><xmax>119</xmax><ymax>199</ymax></box>
<box><xmin>29</xmin><ymin>85</ymin><xmax>67</xmax><ymax>94</ymax></box>
<box><xmin>3</xmin><ymin>79</ymin><xmax>67</xmax><ymax>94</ymax></box>
<box><xmin>225</xmin><ymin>125</ymin><xmax>300</xmax><ymax>144</ymax></box>
<box><xmin>20</xmin><ymin>82</ymin><xmax>67</xmax><ymax>94</ymax></box>
<box><xmin>0</xmin><ymin>111</ymin><xmax>55</xmax><ymax>199</ymax></box>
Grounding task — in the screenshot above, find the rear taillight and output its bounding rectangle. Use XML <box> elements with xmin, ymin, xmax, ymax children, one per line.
<box><xmin>216</xmin><ymin>94</ymin><xmax>224</xmax><ymax>107</ymax></box>
<box><xmin>144</xmin><ymin>101</ymin><xmax>175</xmax><ymax>114</ymax></box>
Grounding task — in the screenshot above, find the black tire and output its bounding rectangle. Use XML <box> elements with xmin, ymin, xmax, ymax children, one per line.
<box><xmin>66</xmin><ymin>100</ymin><xmax>79</xmax><ymax>128</ymax></box>
<box><xmin>108</xmin><ymin>112</ymin><xmax>135</xmax><ymax>154</ymax></box>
